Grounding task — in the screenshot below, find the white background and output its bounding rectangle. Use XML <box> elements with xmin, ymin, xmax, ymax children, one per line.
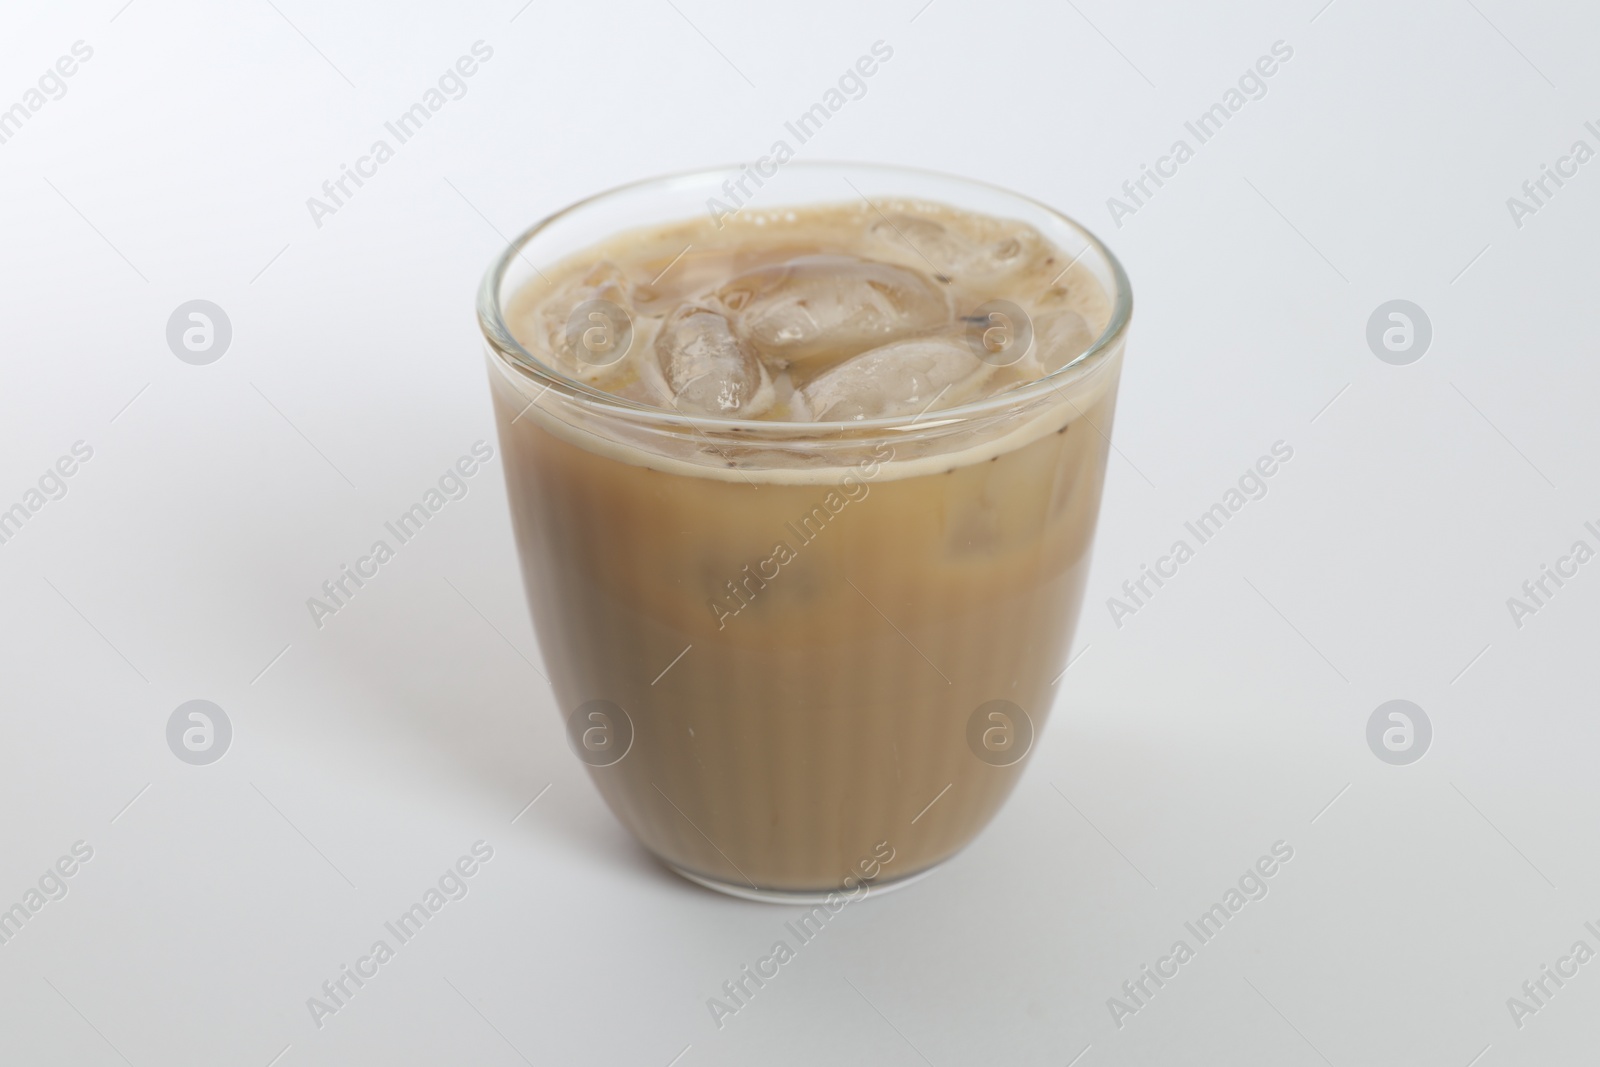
<box><xmin>2</xmin><ymin>0</ymin><xmax>1597</xmax><ymax>1063</ymax></box>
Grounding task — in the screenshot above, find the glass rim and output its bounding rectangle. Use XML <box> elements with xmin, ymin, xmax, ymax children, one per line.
<box><xmin>476</xmin><ymin>160</ymin><xmax>1133</xmax><ymax>435</ymax></box>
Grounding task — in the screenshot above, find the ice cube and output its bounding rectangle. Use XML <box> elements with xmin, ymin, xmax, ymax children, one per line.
<box><xmin>868</xmin><ymin>215</ymin><xmax>967</xmax><ymax>279</ymax></box>
<box><xmin>869</xmin><ymin>214</ymin><xmax>1043</xmax><ymax>286</ymax></box>
<box><xmin>962</xmin><ymin>299</ymin><xmax>1034</xmax><ymax>367</ymax></box>
<box><xmin>655</xmin><ymin>305</ymin><xmax>773</xmax><ymax>418</ymax></box>
<box><xmin>538</xmin><ymin>261</ymin><xmax>638</xmax><ymax>382</ymax></box>
<box><xmin>800</xmin><ymin>334</ymin><xmax>996</xmax><ymax>422</ymax></box>
<box><xmin>1034</xmin><ymin>309</ymin><xmax>1094</xmax><ymax>373</ymax></box>
<box><xmin>717</xmin><ymin>255</ymin><xmax>949</xmax><ymax>365</ymax></box>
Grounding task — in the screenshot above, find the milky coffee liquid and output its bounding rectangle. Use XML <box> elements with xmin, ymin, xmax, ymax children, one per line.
<box><xmin>489</xmin><ymin>199</ymin><xmax>1122</xmax><ymax>896</ymax></box>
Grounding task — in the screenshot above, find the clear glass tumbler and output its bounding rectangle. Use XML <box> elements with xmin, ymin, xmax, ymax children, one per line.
<box><xmin>478</xmin><ymin>163</ymin><xmax>1131</xmax><ymax>902</ymax></box>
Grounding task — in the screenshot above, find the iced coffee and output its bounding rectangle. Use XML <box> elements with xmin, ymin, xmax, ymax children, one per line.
<box><xmin>480</xmin><ymin>166</ymin><xmax>1130</xmax><ymax>900</ymax></box>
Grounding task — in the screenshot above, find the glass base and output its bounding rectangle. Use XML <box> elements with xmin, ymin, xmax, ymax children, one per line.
<box><xmin>665</xmin><ymin>859</ymin><xmax>944</xmax><ymax>904</ymax></box>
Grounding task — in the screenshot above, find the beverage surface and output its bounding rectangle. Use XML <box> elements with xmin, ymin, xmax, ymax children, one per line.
<box><xmin>505</xmin><ymin>200</ymin><xmax>1113</xmax><ymax>423</ymax></box>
